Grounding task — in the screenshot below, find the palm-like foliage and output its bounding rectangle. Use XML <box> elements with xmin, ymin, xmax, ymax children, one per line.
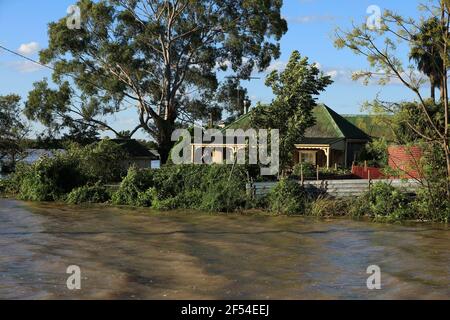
<box><xmin>409</xmin><ymin>17</ymin><xmax>444</xmax><ymax>101</ymax></box>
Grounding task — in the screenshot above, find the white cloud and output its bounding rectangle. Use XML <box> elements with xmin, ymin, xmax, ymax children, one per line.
<box><xmin>287</xmin><ymin>15</ymin><xmax>336</xmax><ymax>24</ymax></box>
<box><xmin>17</xmin><ymin>42</ymin><xmax>40</xmax><ymax>55</ymax></box>
<box><xmin>12</xmin><ymin>61</ymin><xmax>45</xmax><ymax>73</ymax></box>
<box><xmin>266</xmin><ymin>60</ymin><xmax>287</xmax><ymax>72</ymax></box>
<box><xmin>318</xmin><ymin>65</ymin><xmax>425</xmax><ymax>86</ymax></box>
<box><xmin>325</xmin><ymin>68</ymin><xmax>351</xmax><ymax>81</ymax></box>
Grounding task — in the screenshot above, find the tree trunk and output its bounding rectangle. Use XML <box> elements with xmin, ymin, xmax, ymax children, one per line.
<box><xmin>430</xmin><ymin>77</ymin><xmax>436</xmax><ymax>102</ymax></box>
<box><xmin>156</xmin><ymin>119</ymin><xmax>176</xmax><ymax>164</ymax></box>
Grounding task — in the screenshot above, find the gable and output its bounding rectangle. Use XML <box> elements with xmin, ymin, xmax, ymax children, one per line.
<box><xmin>343</xmin><ymin>114</ymin><xmax>395</xmax><ymax>142</ymax></box>
<box><xmin>305</xmin><ymin>104</ymin><xmax>370</xmax><ymax>140</ymax></box>
<box><xmin>223</xmin><ymin>104</ymin><xmax>372</xmax><ymax>140</ymax></box>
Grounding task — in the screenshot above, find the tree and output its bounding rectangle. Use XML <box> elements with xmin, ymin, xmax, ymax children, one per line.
<box><xmin>217</xmin><ymin>78</ymin><xmax>251</xmax><ymax>120</ymax></box>
<box><xmin>27</xmin><ymin>0</ymin><xmax>287</xmax><ymax>163</ymax></box>
<box><xmin>250</xmin><ymin>51</ymin><xmax>333</xmax><ymax>173</ymax></box>
<box><xmin>409</xmin><ymin>17</ymin><xmax>444</xmax><ymax>102</ymax></box>
<box><xmin>0</xmin><ymin>95</ymin><xmax>29</xmax><ymax>172</ymax></box>
<box><xmin>335</xmin><ymin>0</ymin><xmax>450</xmax><ymax>197</ymax></box>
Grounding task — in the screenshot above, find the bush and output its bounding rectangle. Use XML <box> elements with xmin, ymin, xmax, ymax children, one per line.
<box><xmin>358</xmin><ymin>138</ymin><xmax>388</xmax><ymax>167</ymax></box>
<box><xmin>412</xmin><ymin>188</ymin><xmax>450</xmax><ymax>222</ymax></box>
<box><xmin>66</xmin><ymin>183</ymin><xmax>111</xmax><ymax>204</ymax></box>
<box><xmin>292</xmin><ymin>162</ymin><xmax>316</xmax><ymax>178</ymax></box>
<box><xmin>111</xmin><ymin>167</ymin><xmax>155</xmax><ymax>206</ymax></box>
<box><xmin>409</xmin><ymin>143</ymin><xmax>450</xmax><ymax>222</ymax></box>
<box><xmin>349</xmin><ymin>182</ymin><xmax>412</xmax><ymax>221</ymax></box>
<box><xmin>148</xmin><ymin>164</ymin><xmax>250</xmax><ymax>212</ymax></box>
<box><xmin>8</xmin><ymin>140</ymin><xmax>132</xmax><ymax>202</ymax></box>
<box><xmin>199</xmin><ymin>179</ymin><xmax>248</xmax><ymax>212</ymax></box>
<box><xmin>15</xmin><ymin>154</ymin><xmax>86</xmax><ymax>201</ymax></box>
<box><xmin>0</xmin><ymin>178</ymin><xmax>15</xmax><ymax>196</ymax></box>
<box><xmin>268</xmin><ymin>178</ymin><xmax>307</xmax><ymax>215</ymax></box>
<box><xmin>69</xmin><ymin>140</ymin><xmax>128</xmax><ymax>183</ymax></box>
<box><xmin>306</xmin><ymin>197</ymin><xmax>351</xmax><ymax>217</ymax></box>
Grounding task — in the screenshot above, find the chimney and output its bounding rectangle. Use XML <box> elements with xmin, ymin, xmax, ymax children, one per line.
<box><xmin>244</xmin><ymin>98</ymin><xmax>251</xmax><ymax>114</ymax></box>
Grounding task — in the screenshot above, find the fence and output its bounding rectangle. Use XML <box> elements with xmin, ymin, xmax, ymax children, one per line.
<box><xmin>351</xmin><ymin>164</ymin><xmax>385</xmax><ymax>179</ymax></box>
<box><xmin>248</xmin><ymin>179</ymin><xmax>421</xmax><ymax>198</ymax></box>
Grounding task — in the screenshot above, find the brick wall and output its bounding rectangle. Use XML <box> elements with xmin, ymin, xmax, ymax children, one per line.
<box><xmin>388</xmin><ymin>145</ymin><xmax>422</xmax><ymax>179</ymax></box>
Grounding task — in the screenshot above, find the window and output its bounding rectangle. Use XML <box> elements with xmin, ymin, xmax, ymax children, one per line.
<box><xmin>300</xmin><ymin>151</ymin><xmax>317</xmax><ymax>165</ymax></box>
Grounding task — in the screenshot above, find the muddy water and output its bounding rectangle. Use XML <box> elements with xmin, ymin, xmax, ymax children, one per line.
<box><xmin>0</xmin><ymin>199</ymin><xmax>448</xmax><ymax>300</ymax></box>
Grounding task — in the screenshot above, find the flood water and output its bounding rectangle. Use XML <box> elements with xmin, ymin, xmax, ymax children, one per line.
<box><xmin>0</xmin><ymin>199</ymin><xmax>449</xmax><ymax>299</ymax></box>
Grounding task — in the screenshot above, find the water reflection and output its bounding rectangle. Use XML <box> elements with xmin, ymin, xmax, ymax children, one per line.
<box><xmin>0</xmin><ymin>199</ymin><xmax>448</xmax><ymax>299</ymax></box>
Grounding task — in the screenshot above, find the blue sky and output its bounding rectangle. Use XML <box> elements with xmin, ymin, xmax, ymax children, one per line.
<box><xmin>0</xmin><ymin>0</ymin><xmax>427</xmax><ymax>140</ymax></box>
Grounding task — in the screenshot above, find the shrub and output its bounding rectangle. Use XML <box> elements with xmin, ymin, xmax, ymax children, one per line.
<box><xmin>268</xmin><ymin>178</ymin><xmax>307</xmax><ymax>215</ymax></box>
<box><xmin>135</xmin><ymin>187</ymin><xmax>155</xmax><ymax>207</ymax></box>
<box><xmin>66</xmin><ymin>183</ymin><xmax>111</xmax><ymax>204</ymax></box>
<box><xmin>349</xmin><ymin>182</ymin><xmax>412</xmax><ymax>221</ymax></box>
<box><xmin>15</xmin><ymin>154</ymin><xmax>86</xmax><ymax>201</ymax></box>
<box><xmin>292</xmin><ymin>162</ymin><xmax>316</xmax><ymax>178</ymax></box>
<box><xmin>199</xmin><ymin>179</ymin><xmax>248</xmax><ymax>212</ymax></box>
<box><xmin>411</xmin><ymin>188</ymin><xmax>450</xmax><ymax>222</ymax></box>
<box><xmin>70</xmin><ymin>140</ymin><xmax>127</xmax><ymax>183</ymax></box>
<box><xmin>358</xmin><ymin>138</ymin><xmax>388</xmax><ymax>167</ymax></box>
<box><xmin>306</xmin><ymin>197</ymin><xmax>351</xmax><ymax>217</ymax></box>
<box><xmin>148</xmin><ymin>165</ymin><xmax>249</xmax><ymax>212</ymax></box>
<box><xmin>0</xmin><ymin>178</ymin><xmax>15</xmax><ymax>196</ymax></box>
<box><xmin>111</xmin><ymin>167</ymin><xmax>155</xmax><ymax>206</ymax></box>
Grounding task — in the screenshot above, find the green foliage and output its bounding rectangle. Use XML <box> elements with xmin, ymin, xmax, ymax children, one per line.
<box><xmin>71</xmin><ymin>139</ymin><xmax>127</xmax><ymax>183</ymax></box>
<box><xmin>152</xmin><ymin>165</ymin><xmax>249</xmax><ymax>212</ymax></box>
<box><xmin>408</xmin><ymin>143</ymin><xmax>450</xmax><ymax>222</ymax></box>
<box><xmin>15</xmin><ymin>154</ymin><xmax>86</xmax><ymax>201</ymax></box>
<box><xmin>10</xmin><ymin>140</ymin><xmax>131</xmax><ymax>201</ymax></box>
<box><xmin>31</xmin><ymin>0</ymin><xmax>287</xmax><ymax>162</ymax></box>
<box><xmin>199</xmin><ymin>179</ymin><xmax>248</xmax><ymax>212</ymax></box>
<box><xmin>112</xmin><ymin>164</ymin><xmax>250</xmax><ymax>212</ymax></box>
<box><xmin>292</xmin><ymin>162</ymin><xmax>316</xmax><ymax>178</ymax></box>
<box><xmin>251</xmin><ymin>51</ymin><xmax>333</xmax><ymax>171</ymax></box>
<box><xmin>358</xmin><ymin>138</ymin><xmax>388</xmax><ymax>167</ymax></box>
<box><xmin>111</xmin><ymin>166</ymin><xmax>155</xmax><ymax>206</ymax></box>
<box><xmin>0</xmin><ymin>94</ymin><xmax>29</xmax><ymax>171</ymax></box>
<box><xmin>0</xmin><ymin>178</ymin><xmax>15</xmax><ymax>197</ymax></box>
<box><xmin>349</xmin><ymin>182</ymin><xmax>412</xmax><ymax>222</ymax></box>
<box><xmin>412</xmin><ymin>188</ymin><xmax>449</xmax><ymax>223</ymax></box>
<box><xmin>268</xmin><ymin>178</ymin><xmax>307</xmax><ymax>215</ymax></box>
<box><xmin>319</xmin><ymin>167</ymin><xmax>351</xmax><ymax>176</ymax></box>
<box><xmin>306</xmin><ymin>197</ymin><xmax>351</xmax><ymax>217</ymax></box>
<box><xmin>409</xmin><ymin>17</ymin><xmax>445</xmax><ymax>101</ymax></box>
<box><xmin>66</xmin><ymin>183</ymin><xmax>111</xmax><ymax>204</ymax></box>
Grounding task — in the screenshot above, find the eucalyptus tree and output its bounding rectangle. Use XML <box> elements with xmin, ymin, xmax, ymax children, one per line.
<box><xmin>26</xmin><ymin>0</ymin><xmax>287</xmax><ymax>162</ymax></box>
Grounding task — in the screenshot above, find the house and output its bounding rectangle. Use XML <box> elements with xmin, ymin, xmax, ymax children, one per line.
<box><xmin>294</xmin><ymin>104</ymin><xmax>370</xmax><ymax>168</ymax></box>
<box><xmin>214</xmin><ymin>104</ymin><xmax>372</xmax><ymax>168</ymax></box>
<box><xmin>111</xmin><ymin>139</ymin><xmax>159</xmax><ymax>169</ymax></box>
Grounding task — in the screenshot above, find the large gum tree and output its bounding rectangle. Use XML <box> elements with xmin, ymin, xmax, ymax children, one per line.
<box><xmin>26</xmin><ymin>0</ymin><xmax>287</xmax><ymax>162</ymax></box>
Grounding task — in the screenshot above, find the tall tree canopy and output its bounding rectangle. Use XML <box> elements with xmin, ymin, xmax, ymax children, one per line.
<box><xmin>409</xmin><ymin>17</ymin><xmax>445</xmax><ymax>102</ymax></box>
<box><xmin>0</xmin><ymin>95</ymin><xmax>29</xmax><ymax>170</ymax></box>
<box><xmin>250</xmin><ymin>51</ymin><xmax>333</xmax><ymax>172</ymax></box>
<box><xmin>26</xmin><ymin>0</ymin><xmax>287</xmax><ymax>162</ymax></box>
<box><xmin>335</xmin><ymin>0</ymin><xmax>450</xmax><ymax>195</ymax></box>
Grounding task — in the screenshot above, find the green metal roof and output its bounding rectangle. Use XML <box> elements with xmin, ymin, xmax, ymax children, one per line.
<box><xmin>223</xmin><ymin>112</ymin><xmax>252</xmax><ymax>131</ymax></box>
<box><xmin>304</xmin><ymin>104</ymin><xmax>370</xmax><ymax>139</ymax></box>
<box><xmin>343</xmin><ymin>114</ymin><xmax>395</xmax><ymax>141</ymax></box>
<box><xmin>224</xmin><ymin>104</ymin><xmax>371</xmax><ymax>141</ymax></box>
